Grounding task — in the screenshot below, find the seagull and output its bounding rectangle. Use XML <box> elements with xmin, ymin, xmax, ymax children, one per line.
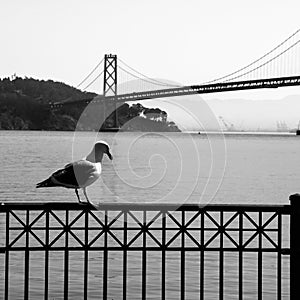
<box><xmin>36</xmin><ymin>141</ymin><xmax>113</xmax><ymax>204</ymax></box>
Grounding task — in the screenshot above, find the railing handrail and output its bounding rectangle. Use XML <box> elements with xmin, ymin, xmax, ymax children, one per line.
<box><xmin>0</xmin><ymin>201</ymin><xmax>291</xmax><ymax>212</ymax></box>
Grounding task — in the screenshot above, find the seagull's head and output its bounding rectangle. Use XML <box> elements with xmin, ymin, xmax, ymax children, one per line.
<box><xmin>94</xmin><ymin>141</ymin><xmax>113</xmax><ymax>162</ymax></box>
<box><xmin>86</xmin><ymin>141</ymin><xmax>113</xmax><ymax>163</ymax></box>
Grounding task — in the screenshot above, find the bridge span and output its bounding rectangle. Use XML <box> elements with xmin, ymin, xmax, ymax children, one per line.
<box><xmin>52</xmin><ymin>75</ymin><xmax>300</xmax><ymax>109</ymax></box>
<box><xmin>52</xmin><ymin>29</ymin><xmax>300</xmax><ymax>110</ymax></box>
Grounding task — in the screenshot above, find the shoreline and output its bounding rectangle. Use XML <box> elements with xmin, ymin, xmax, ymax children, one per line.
<box><xmin>0</xmin><ymin>129</ymin><xmax>298</xmax><ymax>136</ymax></box>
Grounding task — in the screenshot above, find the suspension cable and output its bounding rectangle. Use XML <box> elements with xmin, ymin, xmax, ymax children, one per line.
<box><xmin>223</xmin><ymin>38</ymin><xmax>300</xmax><ymax>82</ymax></box>
<box><xmin>118</xmin><ymin>65</ymin><xmax>181</xmax><ymax>88</ymax></box>
<box><xmin>76</xmin><ymin>58</ymin><xmax>104</xmax><ymax>88</ymax></box>
<box><xmin>118</xmin><ymin>58</ymin><xmax>181</xmax><ymax>87</ymax></box>
<box><xmin>82</xmin><ymin>70</ymin><xmax>104</xmax><ymax>91</ymax></box>
<box><xmin>205</xmin><ymin>28</ymin><xmax>300</xmax><ymax>84</ymax></box>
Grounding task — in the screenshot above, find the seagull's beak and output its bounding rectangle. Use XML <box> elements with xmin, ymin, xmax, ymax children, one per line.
<box><xmin>107</xmin><ymin>152</ymin><xmax>113</xmax><ymax>160</ymax></box>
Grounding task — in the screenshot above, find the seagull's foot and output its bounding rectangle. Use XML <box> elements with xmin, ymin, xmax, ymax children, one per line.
<box><xmin>77</xmin><ymin>199</ymin><xmax>93</xmax><ymax>206</ymax></box>
<box><xmin>78</xmin><ymin>200</ymin><xmax>89</xmax><ymax>205</ymax></box>
<box><xmin>86</xmin><ymin>200</ymin><xmax>95</xmax><ymax>206</ymax></box>
<box><xmin>75</xmin><ymin>188</ymin><xmax>85</xmax><ymax>204</ymax></box>
<box><xmin>83</xmin><ymin>188</ymin><xmax>94</xmax><ymax>206</ymax></box>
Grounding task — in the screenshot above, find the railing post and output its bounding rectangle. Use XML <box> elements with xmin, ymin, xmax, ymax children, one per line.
<box><xmin>289</xmin><ymin>193</ymin><xmax>300</xmax><ymax>300</ymax></box>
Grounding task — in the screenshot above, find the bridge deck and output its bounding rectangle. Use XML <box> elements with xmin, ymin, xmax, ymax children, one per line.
<box><xmin>52</xmin><ymin>75</ymin><xmax>300</xmax><ymax>108</ymax></box>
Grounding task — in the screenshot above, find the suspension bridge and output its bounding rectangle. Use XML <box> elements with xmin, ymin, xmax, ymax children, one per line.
<box><xmin>52</xmin><ymin>29</ymin><xmax>300</xmax><ymax>128</ymax></box>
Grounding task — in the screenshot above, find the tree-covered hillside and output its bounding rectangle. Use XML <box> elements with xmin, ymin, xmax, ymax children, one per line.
<box><xmin>0</xmin><ymin>77</ymin><xmax>180</xmax><ymax>131</ymax></box>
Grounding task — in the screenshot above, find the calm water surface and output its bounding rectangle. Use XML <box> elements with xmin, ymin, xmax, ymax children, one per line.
<box><xmin>0</xmin><ymin>130</ymin><xmax>298</xmax><ymax>299</ymax></box>
<box><xmin>0</xmin><ymin>130</ymin><xmax>299</xmax><ymax>205</ymax></box>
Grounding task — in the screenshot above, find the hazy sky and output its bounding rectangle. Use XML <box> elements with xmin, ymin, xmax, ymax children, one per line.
<box><xmin>1</xmin><ymin>0</ymin><xmax>300</xmax><ymax>100</ymax></box>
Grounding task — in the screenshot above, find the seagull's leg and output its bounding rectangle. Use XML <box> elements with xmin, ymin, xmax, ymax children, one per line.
<box><xmin>83</xmin><ymin>188</ymin><xmax>92</xmax><ymax>204</ymax></box>
<box><xmin>75</xmin><ymin>188</ymin><xmax>82</xmax><ymax>204</ymax></box>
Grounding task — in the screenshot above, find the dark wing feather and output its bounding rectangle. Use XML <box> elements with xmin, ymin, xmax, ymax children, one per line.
<box><xmin>52</xmin><ymin>160</ymin><xmax>96</xmax><ymax>188</ymax></box>
<box><xmin>51</xmin><ymin>164</ymin><xmax>78</xmax><ymax>188</ymax></box>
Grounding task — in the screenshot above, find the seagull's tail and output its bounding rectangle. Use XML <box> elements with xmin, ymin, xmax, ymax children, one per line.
<box><xmin>36</xmin><ymin>178</ymin><xmax>55</xmax><ymax>188</ymax></box>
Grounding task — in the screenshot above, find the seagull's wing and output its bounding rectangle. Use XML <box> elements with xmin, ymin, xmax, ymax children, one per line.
<box><xmin>50</xmin><ymin>164</ymin><xmax>78</xmax><ymax>188</ymax></box>
<box><xmin>52</xmin><ymin>160</ymin><xmax>96</xmax><ymax>188</ymax></box>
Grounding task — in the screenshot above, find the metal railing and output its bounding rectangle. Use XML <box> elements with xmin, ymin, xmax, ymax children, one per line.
<box><xmin>1</xmin><ymin>194</ymin><xmax>300</xmax><ymax>299</ymax></box>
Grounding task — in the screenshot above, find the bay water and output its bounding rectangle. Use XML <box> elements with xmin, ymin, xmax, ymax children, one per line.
<box><xmin>0</xmin><ymin>130</ymin><xmax>298</xmax><ymax>299</ymax></box>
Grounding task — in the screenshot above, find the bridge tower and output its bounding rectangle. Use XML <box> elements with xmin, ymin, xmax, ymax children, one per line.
<box><xmin>103</xmin><ymin>54</ymin><xmax>118</xmax><ymax>128</ymax></box>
